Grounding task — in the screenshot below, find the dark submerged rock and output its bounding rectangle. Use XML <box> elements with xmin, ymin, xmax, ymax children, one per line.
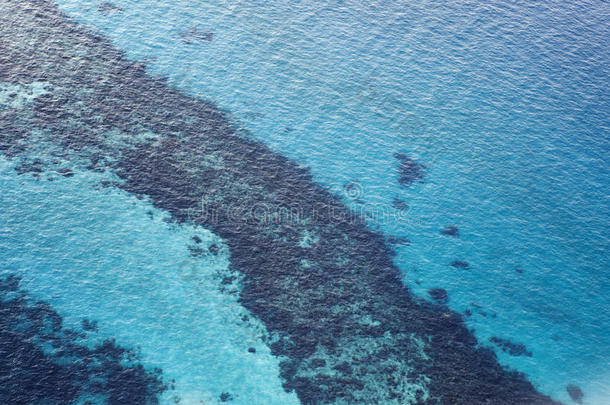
<box><xmin>333</xmin><ymin>361</ymin><xmax>353</xmax><ymax>376</ymax></box>
<box><xmin>451</xmin><ymin>260</ymin><xmax>470</xmax><ymax>269</ymax></box>
<box><xmin>428</xmin><ymin>288</ymin><xmax>449</xmax><ymax>304</ymax></box>
<box><xmin>392</xmin><ymin>197</ymin><xmax>408</xmax><ymax>211</ymax></box>
<box><xmin>441</xmin><ymin>225</ymin><xmax>459</xmax><ymax>237</ymax></box>
<box><xmin>81</xmin><ymin>318</ymin><xmax>98</xmax><ymax>332</ymax></box>
<box><xmin>208</xmin><ymin>244</ymin><xmax>220</xmax><ymax>255</ymax></box>
<box><xmin>310</xmin><ymin>358</ymin><xmax>326</xmax><ymax>368</ymax></box>
<box><xmin>187</xmin><ymin>245</ymin><xmax>205</xmax><ymax>257</ymax></box>
<box><xmin>490</xmin><ymin>336</ymin><xmax>533</xmax><ymax>357</ymax></box>
<box><xmin>57</xmin><ymin>167</ymin><xmax>74</xmax><ymax>177</ymax></box>
<box><xmin>394</xmin><ymin>152</ymin><xmax>425</xmax><ymax>186</ymax></box>
<box><xmin>179</xmin><ymin>26</ymin><xmax>214</xmax><ymax>44</ymax></box>
<box><xmin>98</xmin><ymin>2</ymin><xmax>123</xmax><ymax>15</ymax></box>
<box><xmin>219</xmin><ymin>392</ymin><xmax>234</xmax><ymax>402</ymax></box>
<box><xmin>566</xmin><ymin>384</ymin><xmax>584</xmax><ymax>404</ymax></box>
<box><xmin>15</xmin><ymin>159</ymin><xmax>44</xmax><ymax>176</ymax></box>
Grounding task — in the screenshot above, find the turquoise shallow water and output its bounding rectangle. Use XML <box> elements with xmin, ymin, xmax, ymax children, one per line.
<box><xmin>1</xmin><ymin>0</ymin><xmax>609</xmax><ymax>404</ymax></box>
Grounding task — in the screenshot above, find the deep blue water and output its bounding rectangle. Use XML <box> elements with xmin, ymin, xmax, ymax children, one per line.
<box><xmin>1</xmin><ymin>0</ymin><xmax>609</xmax><ymax>404</ymax></box>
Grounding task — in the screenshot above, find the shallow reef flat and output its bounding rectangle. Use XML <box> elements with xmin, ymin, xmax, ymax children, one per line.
<box><xmin>0</xmin><ymin>275</ymin><xmax>166</xmax><ymax>404</ymax></box>
<box><xmin>0</xmin><ymin>1</ymin><xmax>561</xmax><ymax>403</ymax></box>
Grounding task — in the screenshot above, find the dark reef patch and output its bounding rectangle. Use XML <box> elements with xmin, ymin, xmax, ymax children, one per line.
<box><xmin>451</xmin><ymin>260</ymin><xmax>471</xmax><ymax>269</ymax></box>
<box><xmin>490</xmin><ymin>337</ymin><xmax>533</xmax><ymax>357</ymax></box>
<box><xmin>57</xmin><ymin>167</ymin><xmax>74</xmax><ymax>177</ymax></box>
<box><xmin>187</xmin><ymin>244</ymin><xmax>205</xmax><ymax>257</ymax></box>
<box><xmin>97</xmin><ymin>2</ymin><xmax>123</xmax><ymax>15</ymax></box>
<box><xmin>392</xmin><ymin>196</ymin><xmax>408</xmax><ymax>211</ymax></box>
<box><xmin>441</xmin><ymin>225</ymin><xmax>459</xmax><ymax>237</ymax></box>
<box><xmin>82</xmin><ymin>318</ymin><xmax>99</xmax><ymax>332</ymax></box>
<box><xmin>566</xmin><ymin>384</ymin><xmax>584</xmax><ymax>404</ymax></box>
<box><xmin>0</xmin><ymin>2</ymin><xmax>561</xmax><ymax>403</ymax></box>
<box><xmin>14</xmin><ymin>159</ymin><xmax>44</xmax><ymax>177</ymax></box>
<box><xmin>0</xmin><ymin>275</ymin><xmax>167</xmax><ymax>405</ymax></box>
<box><xmin>427</xmin><ymin>288</ymin><xmax>449</xmax><ymax>304</ymax></box>
<box><xmin>310</xmin><ymin>358</ymin><xmax>326</xmax><ymax>368</ymax></box>
<box><xmin>394</xmin><ymin>152</ymin><xmax>425</xmax><ymax>186</ymax></box>
<box><xmin>179</xmin><ymin>26</ymin><xmax>214</xmax><ymax>44</ymax></box>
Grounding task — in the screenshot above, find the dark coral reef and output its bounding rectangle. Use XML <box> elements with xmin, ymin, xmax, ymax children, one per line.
<box><xmin>0</xmin><ymin>1</ymin><xmax>561</xmax><ymax>403</ymax></box>
<box><xmin>490</xmin><ymin>336</ymin><xmax>533</xmax><ymax>357</ymax></box>
<box><xmin>0</xmin><ymin>275</ymin><xmax>166</xmax><ymax>405</ymax></box>
<box><xmin>394</xmin><ymin>152</ymin><xmax>426</xmax><ymax>186</ymax></box>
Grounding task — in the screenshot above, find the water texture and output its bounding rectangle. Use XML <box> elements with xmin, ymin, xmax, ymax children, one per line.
<box><xmin>1</xmin><ymin>0</ymin><xmax>609</xmax><ymax>404</ymax></box>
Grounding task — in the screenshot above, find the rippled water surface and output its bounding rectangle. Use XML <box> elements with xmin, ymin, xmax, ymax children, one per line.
<box><xmin>1</xmin><ymin>1</ymin><xmax>609</xmax><ymax>404</ymax></box>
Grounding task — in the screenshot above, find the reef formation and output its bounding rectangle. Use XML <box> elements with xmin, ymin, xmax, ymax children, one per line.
<box><xmin>489</xmin><ymin>336</ymin><xmax>533</xmax><ymax>357</ymax></box>
<box><xmin>0</xmin><ymin>275</ymin><xmax>166</xmax><ymax>404</ymax></box>
<box><xmin>394</xmin><ymin>152</ymin><xmax>426</xmax><ymax>187</ymax></box>
<box><xmin>0</xmin><ymin>1</ymin><xmax>561</xmax><ymax>403</ymax></box>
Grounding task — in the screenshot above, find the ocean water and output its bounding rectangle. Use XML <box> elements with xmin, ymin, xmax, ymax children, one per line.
<box><xmin>1</xmin><ymin>0</ymin><xmax>609</xmax><ymax>404</ymax></box>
